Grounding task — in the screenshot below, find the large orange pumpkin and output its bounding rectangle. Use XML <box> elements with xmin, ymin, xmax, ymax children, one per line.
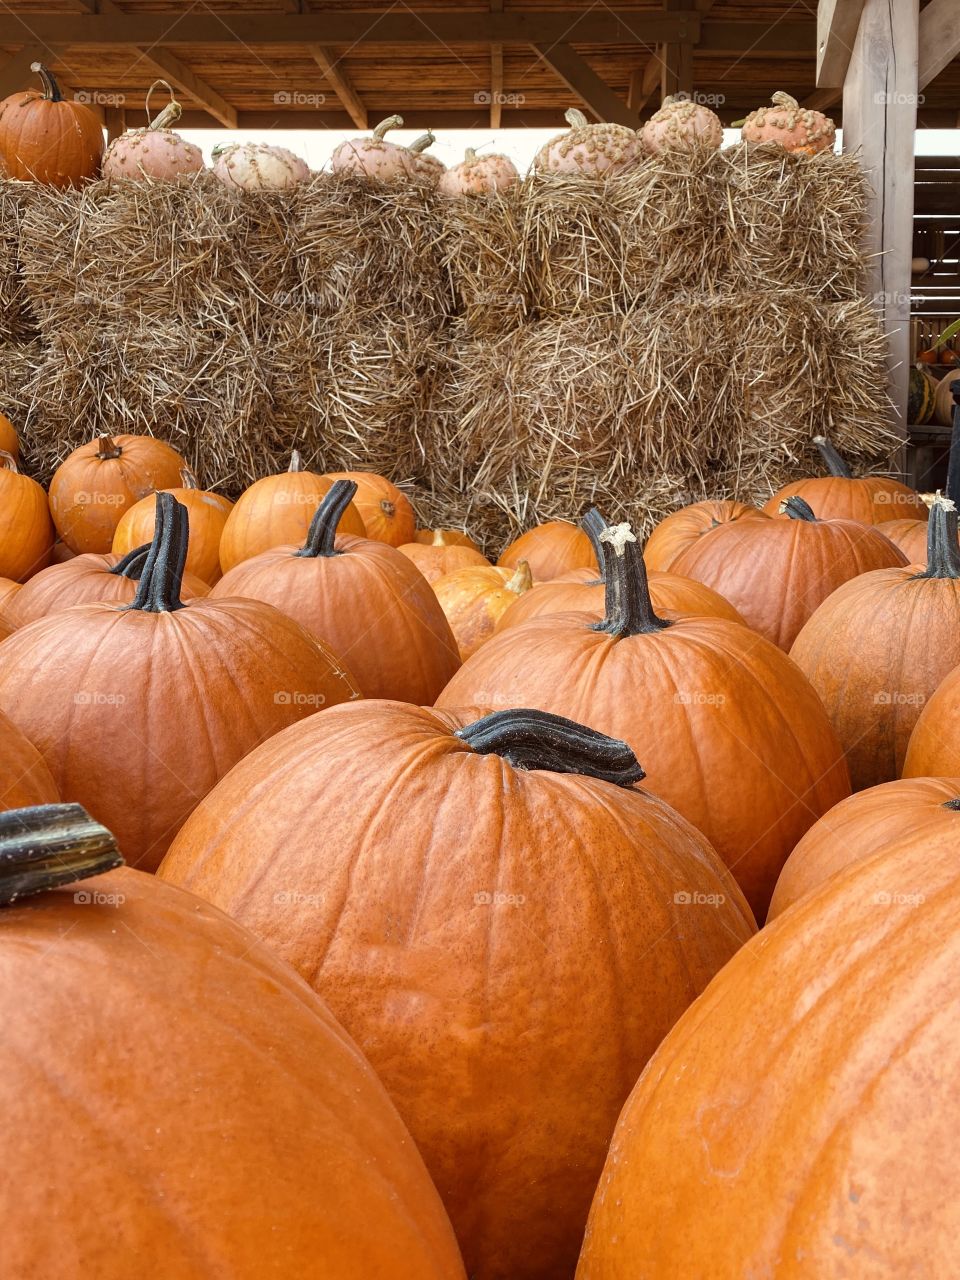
<box><xmin>0</xmin><ymin>708</ymin><xmax>58</xmax><ymax>811</ymax></box>
<box><xmin>0</xmin><ymin>449</ymin><xmax>54</xmax><ymax>581</ymax></box>
<box><xmin>438</xmin><ymin>511</ymin><xmax>850</xmax><ymax>918</ymax></box>
<box><xmin>48</xmin><ymin>433</ymin><xmax>188</xmax><ymax>554</ymax></box>
<box><xmin>577</xmin><ymin>835</ymin><xmax>960</xmax><ymax>1278</ymax></box>
<box><xmin>791</xmin><ymin>494</ymin><xmax>960</xmax><ymax>789</ymax></box>
<box><xmin>0</xmin><ymin>494</ymin><xmax>360</xmax><ymax>872</ymax></box>
<box><xmin>398</xmin><ymin>530</ymin><xmax>489</xmax><ymax>584</ymax></box>
<box><xmin>433</xmin><ymin>561</ymin><xmax>533</xmax><ymax>659</ymax></box>
<box><xmin>219</xmin><ymin>450</ymin><xmax>365</xmax><ymax>571</ymax></box>
<box><xmin>0</xmin><ymin>412</ymin><xmax>19</xmax><ymax>459</ymax></box>
<box><xmin>903</xmin><ymin>663</ymin><xmax>960</xmax><ymax>779</ymax></box>
<box><xmin>876</xmin><ymin>516</ymin><xmax>930</xmax><ymax>564</ymax></box>
<box><xmin>763</xmin><ymin>436</ymin><xmax>928</xmax><ymax>524</ymax></box>
<box><xmin>498</xmin><ymin>519</ymin><xmax>598</xmax><ymax>581</ymax></box>
<box><xmin>0</xmin><ymin>62</ymin><xmax>103</xmax><ymax>187</ymax></box>
<box><xmin>0</xmin><ymin>803</ymin><xmax>465</xmax><ymax>1280</ymax></box>
<box><xmin>212</xmin><ymin>481</ymin><xmax>460</xmax><ymax>703</ymax></box>
<box><xmin>769</xmin><ymin>776</ymin><xmax>960</xmax><ymax>919</ymax></box>
<box><xmin>112</xmin><ymin>468</ymin><xmax>232</xmax><ymax>584</ymax></box>
<box><xmin>9</xmin><ymin>544</ymin><xmax>208</xmax><ymax>627</ymax></box>
<box><xmin>643</xmin><ymin>499</ymin><xmax>766</xmax><ymax>572</ymax></box>
<box><xmin>672</xmin><ymin>495</ymin><xmax>907</xmax><ymax>650</ymax></box>
<box><xmin>159</xmin><ymin>703</ymin><xmax>755</xmax><ymax>1280</ymax></box>
<box><xmin>323</xmin><ymin>470</ymin><xmax>416</xmax><ymax>547</ymax></box>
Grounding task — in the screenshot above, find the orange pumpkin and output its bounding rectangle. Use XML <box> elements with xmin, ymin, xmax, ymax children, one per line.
<box><xmin>438</xmin><ymin>511</ymin><xmax>850</xmax><ymax>919</ymax></box>
<box><xmin>160</xmin><ymin>703</ymin><xmax>755</xmax><ymax>1280</ymax></box>
<box><xmin>741</xmin><ymin>91</ymin><xmax>836</xmax><ymax>154</ymax></box>
<box><xmin>112</xmin><ymin>469</ymin><xmax>232</xmax><ymax>585</ymax></box>
<box><xmin>0</xmin><ymin>804</ymin><xmax>465</xmax><ymax>1280</ymax></box>
<box><xmin>904</xmin><ymin>664</ymin><xmax>960</xmax><ymax>779</ymax></box>
<box><xmin>0</xmin><ymin>578</ymin><xmax>19</xmax><ymax>613</ymax></box>
<box><xmin>0</xmin><ymin>411</ymin><xmax>18</xmax><ymax>459</ymax></box>
<box><xmin>791</xmin><ymin>494</ymin><xmax>960</xmax><ymax>789</ymax></box>
<box><xmin>219</xmin><ymin>450</ymin><xmax>365</xmax><ymax>572</ymax></box>
<box><xmin>414</xmin><ymin>528</ymin><xmax>483</xmax><ymax>552</ymax></box>
<box><xmin>8</xmin><ymin>544</ymin><xmax>208</xmax><ymax>628</ymax></box>
<box><xmin>433</xmin><ymin>561</ymin><xmax>533</xmax><ymax>659</ymax></box>
<box><xmin>0</xmin><ymin>612</ymin><xmax>14</xmax><ymax>643</ymax></box>
<box><xmin>213</xmin><ymin>481</ymin><xmax>460</xmax><ymax>703</ymax></box>
<box><xmin>399</xmin><ymin>531</ymin><xmax>489</xmax><ymax>585</ymax></box>
<box><xmin>0</xmin><ymin>708</ymin><xmax>58</xmax><ymax>811</ymax></box>
<box><xmin>769</xmin><ymin>776</ymin><xmax>960</xmax><ymax>919</ymax></box>
<box><xmin>498</xmin><ymin>520</ymin><xmax>599</xmax><ymax>581</ymax></box>
<box><xmin>673</xmin><ymin>495</ymin><xmax>907</xmax><ymax>650</ymax></box>
<box><xmin>0</xmin><ymin>62</ymin><xmax>103</xmax><ymax>187</ymax></box>
<box><xmin>876</xmin><ymin>516</ymin><xmax>930</xmax><ymax>564</ymax></box>
<box><xmin>643</xmin><ymin>499</ymin><xmax>766</xmax><ymax>572</ymax></box>
<box><xmin>578</xmin><ymin>835</ymin><xmax>960</xmax><ymax>1278</ymax></box>
<box><xmin>323</xmin><ymin>470</ymin><xmax>416</xmax><ymax>548</ymax></box>
<box><xmin>0</xmin><ymin>450</ymin><xmax>54</xmax><ymax>581</ymax></box>
<box><xmin>49</xmin><ymin>433</ymin><xmax>188</xmax><ymax>554</ymax></box>
<box><xmin>0</xmin><ymin>494</ymin><xmax>360</xmax><ymax>872</ymax></box>
<box><xmin>764</xmin><ymin>437</ymin><xmax>928</xmax><ymax>524</ymax></box>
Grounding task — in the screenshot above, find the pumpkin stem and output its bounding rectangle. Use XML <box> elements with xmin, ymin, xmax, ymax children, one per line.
<box><xmin>372</xmin><ymin>114</ymin><xmax>403</xmax><ymax>140</ymax></box>
<box><xmin>771</xmin><ymin>91</ymin><xmax>800</xmax><ymax>110</ymax></box>
<box><xmin>145</xmin><ymin>78</ymin><xmax>181</xmax><ymax>131</ymax></box>
<box><xmin>947</xmin><ymin>382</ymin><xmax>960</xmax><ymax>507</ymax></box>
<box><xmin>380</xmin><ymin>498</ymin><xmax>396</xmax><ymax>518</ymax></box>
<box><xmin>779</xmin><ymin>496</ymin><xmax>818</xmax><ymax>522</ymax></box>
<box><xmin>583</xmin><ymin>508</ymin><xmax>671</xmax><ymax>637</ymax></box>
<box><xmin>456</xmin><ymin>709</ymin><xmax>644</xmax><ymax>788</ymax></box>
<box><xmin>464</xmin><ymin>147</ymin><xmax>477</xmax><ymax>162</ymax></box>
<box><xmin>288</xmin><ymin>449</ymin><xmax>303</xmax><ymax>473</ymax></box>
<box><xmin>297</xmin><ymin>480</ymin><xmax>357</xmax><ymax>559</ymax></box>
<box><xmin>565</xmin><ymin>108</ymin><xmax>589</xmax><ymax>129</ymax></box>
<box><xmin>409</xmin><ymin>130</ymin><xmax>435</xmax><ymax>155</ymax></box>
<box><xmin>812</xmin><ymin>435</ymin><xmax>852</xmax><ymax>478</ymax></box>
<box><xmin>432</xmin><ymin>529</ymin><xmax>448</xmax><ymax>547</ymax></box>
<box><xmin>108</xmin><ymin>543</ymin><xmax>151</xmax><ymax>579</ymax></box>
<box><xmin>0</xmin><ymin>448</ymin><xmax>18</xmax><ymax>473</ymax></box>
<box><xmin>125</xmin><ymin>492</ymin><xmax>188</xmax><ymax>612</ymax></box>
<box><xmin>0</xmin><ymin>803</ymin><xmax>123</xmax><ymax>907</ymax></box>
<box><xmin>915</xmin><ymin>493</ymin><xmax>960</xmax><ymax>580</ymax></box>
<box><xmin>941</xmin><ymin>797</ymin><xmax>960</xmax><ymax>811</ymax></box>
<box><xmin>505</xmin><ymin>560</ymin><xmax>533</xmax><ymax>594</ymax></box>
<box><xmin>30</xmin><ymin>62</ymin><xmax>62</xmax><ymax>104</ymax></box>
<box><xmin>96</xmin><ymin>435</ymin><xmax>122</xmax><ymax>461</ymax></box>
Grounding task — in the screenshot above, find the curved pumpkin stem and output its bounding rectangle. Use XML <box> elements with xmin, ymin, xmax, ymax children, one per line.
<box><xmin>409</xmin><ymin>130</ymin><xmax>435</xmax><ymax>155</ymax></box>
<box><xmin>916</xmin><ymin>493</ymin><xmax>960</xmax><ymax>580</ymax></box>
<box><xmin>947</xmin><ymin>382</ymin><xmax>960</xmax><ymax>507</ymax></box>
<box><xmin>0</xmin><ymin>802</ymin><xmax>123</xmax><ymax>907</ymax></box>
<box><xmin>373</xmin><ymin>114</ymin><xmax>403</xmax><ymax>140</ymax></box>
<box><xmin>0</xmin><ymin>448</ymin><xmax>18</xmax><ymax>473</ymax></box>
<box><xmin>565</xmin><ymin>108</ymin><xmax>589</xmax><ymax>129</ymax></box>
<box><xmin>464</xmin><ymin>147</ymin><xmax>478</xmax><ymax>162</ymax></box>
<box><xmin>456</xmin><ymin>709</ymin><xmax>644</xmax><ymax>787</ymax></box>
<box><xmin>771</xmin><ymin>91</ymin><xmax>801</xmax><ymax>110</ymax></box>
<box><xmin>108</xmin><ymin>542</ymin><xmax>151</xmax><ymax>579</ymax></box>
<box><xmin>505</xmin><ymin>560</ymin><xmax>533</xmax><ymax>594</ymax></box>
<box><xmin>125</xmin><ymin>492</ymin><xmax>188</xmax><ymax>612</ymax></box>
<box><xmin>96</xmin><ymin>435</ymin><xmax>122</xmax><ymax>461</ymax></box>
<box><xmin>812</xmin><ymin>436</ymin><xmax>852</xmax><ymax>479</ymax></box>
<box><xmin>30</xmin><ymin>62</ymin><xmax>62</xmax><ymax>104</ymax></box>
<box><xmin>288</xmin><ymin>449</ymin><xmax>303</xmax><ymax>474</ymax></box>
<box><xmin>145</xmin><ymin>78</ymin><xmax>181</xmax><ymax>131</ymax></box>
<box><xmin>583</xmin><ymin>507</ymin><xmax>671</xmax><ymax>637</ymax></box>
<box><xmin>780</xmin><ymin>496</ymin><xmax>818</xmax><ymax>522</ymax></box>
<box><xmin>297</xmin><ymin>479</ymin><xmax>357</xmax><ymax>559</ymax></box>
<box><xmin>179</xmin><ymin>468</ymin><xmax>198</xmax><ymax>490</ymax></box>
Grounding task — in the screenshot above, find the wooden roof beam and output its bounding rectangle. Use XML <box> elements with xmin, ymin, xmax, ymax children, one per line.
<box><xmin>816</xmin><ymin>0</ymin><xmax>866</xmax><ymax>88</ymax></box>
<box><xmin>307</xmin><ymin>45</ymin><xmax>366</xmax><ymax>129</ymax></box>
<box><xmin>918</xmin><ymin>0</ymin><xmax>960</xmax><ymax>90</ymax></box>
<box><xmin>533</xmin><ymin>43</ymin><xmax>635</xmax><ymax>125</ymax></box>
<box><xmin>628</xmin><ymin>56</ymin><xmax>662</xmax><ymax>114</ymax></box>
<box><xmin>489</xmin><ymin>0</ymin><xmax>503</xmax><ymax>129</ymax></box>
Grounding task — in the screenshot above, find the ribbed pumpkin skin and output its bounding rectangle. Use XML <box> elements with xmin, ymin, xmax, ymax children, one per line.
<box><xmin>432</xmin><ymin>564</ymin><xmax>532</xmax><ymax>659</ymax></box>
<box><xmin>398</xmin><ymin>538</ymin><xmax>489</xmax><ymax>585</ymax></box>
<box><xmin>0</xmin><ymin>457</ymin><xmax>54</xmax><ymax>581</ymax></box>
<box><xmin>790</xmin><ymin>567</ymin><xmax>960</xmax><ymax>789</ymax></box>
<box><xmin>212</xmin><ymin>534</ymin><xmax>460</xmax><ymax>703</ymax></box>
<box><xmin>8</xmin><ymin>551</ymin><xmax>208</xmax><ymax>627</ymax></box>
<box><xmin>762</xmin><ymin>475</ymin><xmax>927</xmax><ymax>524</ymax></box>
<box><xmin>0</xmin><ymin>578</ymin><xmax>18</xmax><ymax>612</ymax></box>
<box><xmin>643</xmin><ymin>500</ymin><xmax>766</xmax><ymax>572</ymax></box>
<box><xmin>113</xmin><ymin>486</ymin><xmax>233</xmax><ymax>584</ymax></box>
<box><xmin>437</xmin><ymin>614</ymin><xmax>849</xmax><ymax>918</ymax></box>
<box><xmin>0</xmin><ymin>612</ymin><xmax>12</xmax><ymax>642</ymax></box>
<box><xmin>496</xmin><ymin>568</ymin><xmax>746</xmax><ymax>632</ymax></box>
<box><xmin>672</xmin><ymin>513</ymin><xmax>907</xmax><ymax>650</ymax></box>
<box><xmin>219</xmin><ymin>471</ymin><xmax>365</xmax><ymax>571</ymax></box>
<box><xmin>159</xmin><ymin>700</ymin><xmax>756</xmax><ymax>1280</ymax></box>
<box><xmin>877</xmin><ymin>517</ymin><xmax>932</xmax><ymax>565</ymax></box>
<box><xmin>903</xmin><ymin>664</ymin><xmax>960</xmax><ymax>778</ymax></box>
<box><xmin>0</xmin><ymin>84</ymin><xmax>103</xmax><ymax>187</ymax></box>
<box><xmin>0</xmin><ymin>866</ymin><xmax>465</xmax><ymax>1280</ymax></box>
<box><xmin>498</xmin><ymin>521</ymin><xmax>599</xmax><ymax>580</ymax></box>
<box><xmin>0</xmin><ymin>706</ymin><xmax>58</xmax><ymax>811</ymax></box>
<box><xmin>769</xmin><ymin>776</ymin><xmax>960</xmax><ymax>919</ymax></box>
<box><xmin>48</xmin><ymin>435</ymin><xmax>187</xmax><ymax>553</ymax></box>
<box><xmin>0</xmin><ymin>601</ymin><xmax>360</xmax><ymax>871</ymax></box>
<box><xmin>323</xmin><ymin>471</ymin><xmax>416</xmax><ymax>547</ymax></box>
<box><xmin>577</xmin><ymin>839</ymin><xmax>960</xmax><ymax>1279</ymax></box>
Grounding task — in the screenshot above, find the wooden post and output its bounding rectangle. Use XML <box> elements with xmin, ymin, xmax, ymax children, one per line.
<box><xmin>841</xmin><ymin>0</ymin><xmax>919</xmax><ymax>462</ymax></box>
<box><xmin>661</xmin><ymin>0</ymin><xmax>694</xmax><ymax>101</ymax></box>
<box><xmin>104</xmin><ymin>106</ymin><xmax>126</xmax><ymax>142</ymax></box>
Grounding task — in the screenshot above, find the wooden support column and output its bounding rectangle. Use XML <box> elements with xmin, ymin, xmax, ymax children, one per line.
<box><xmin>841</xmin><ymin>0</ymin><xmax>919</xmax><ymax>453</ymax></box>
<box><xmin>490</xmin><ymin>0</ymin><xmax>503</xmax><ymax>128</ymax></box>
<box><xmin>661</xmin><ymin>0</ymin><xmax>694</xmax><ymax>101</ymax></box>
<box><xmin>104</xmin><ymin>105</ymin><xmax>126</xmax><ymax>142</ymax></box>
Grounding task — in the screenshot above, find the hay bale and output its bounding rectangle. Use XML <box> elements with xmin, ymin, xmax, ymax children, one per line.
<box><xmin>437</xmin><ymin>190</ymin><xmax>528</xmax><ymax>335</ymax></box>
<box><xmin>720</xmin><ymin>143</ymin><xmax>868</xmax><ymax>300</ymax></box>
<box><xmin>0</xmin><ymin>184</ymin><xmax>39</xmax><ymax>343</ymax></box>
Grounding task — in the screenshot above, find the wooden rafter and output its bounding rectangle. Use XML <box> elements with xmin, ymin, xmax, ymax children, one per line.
<box><xmin>816</xmin><ymin>0</ymin><xmax>866</xmax><ymax>88</ymax></box>
<box><xmin>533</xmin><ymin>43</ymin><xmax>635</xmax><ymax>125</ymax></box>
<box><xmin>627</xmin><ymin>58</ymin><xmax>662</xmax><ymax>113</ymax></box>
<box><xmin>490</xmin><ymin>0</ymin><xmax>503</xmax><ymax>129</ymax></box>
<box><xmin>918</xmin><ymin>0</ymin><xmax>960</xmax><ymax>91</ymax></box>
<box><xmin>307</xmin><ymin>45</ymin><xmax>367</xmax><ymax>129</ymax></box>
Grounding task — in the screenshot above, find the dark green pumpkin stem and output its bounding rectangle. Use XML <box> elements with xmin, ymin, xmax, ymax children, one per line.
<box><xmin>780</xmin><ymin>496</ymin><xmax>818</xmax><ymax>522</ymax></box>
<box><xmin>916</xmin><ymin>496</ymin><xmax>960</xmax><ymax>580</ymax></box>
<box><xmin>124</xmin><ymin>492</ymin><xmax>188</xmax><ymax>612</ymax></box>
<box><xmin>942</xmin><ymin>797</ymin><xmax>960</xmax><ymax>811</ymax></box>
<box><xmin>30</xmin><ymin>62</ymin><xmax>62</xmax><ymax>103</ymax></box>
<box><xmin>947</xmin><ymin>382</ymin><xmax>960</xmax><ymax>507</ymax></box>
<box><xmin>813</xmin><ymin>435</ymin><xmax>852</xmax><ymax>478</ymax></box>
<box><xmin>582</xmin><ymin>507</ymin><xmax>671</xmax><ymax>637</ymax></box>
<box><xmin>297</xmin><ymin>479</ymin><xmax>358</xmax><ymax>559</ymax></box>
<box><xmin>0</xmin><ymin>803</ymin><xmax>123</xmax><ymax>907</ymax></box>
<box><xmin>456</xmin><ymin>709</ymin><xmax>644</xmax><ymax>787</ymax></box>
<box><xmin>108</xmin><ymin>543</ymin><xmax>151</xmax><ymax>579</ymax></box>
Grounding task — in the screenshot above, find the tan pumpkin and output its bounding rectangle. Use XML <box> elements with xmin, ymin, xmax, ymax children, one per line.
<box><xmin>0</xmin><ymin>450</ymin><xmax>54</xmax><ymax>581</ymax></box>
<box><xmin>741</xmin><ymin>91</ymin><xmax>836</xmax><ymax>155</ymax></box>
<box><xmin>437</xmin><ymin>148</ymin><xmax>519</xmax><ymax>197</ymax></box>
<box><xmin>534</xmin><ymin>108</ymin><xmax>641</xmax><ymax>177</ymax></box>
<box><xmin>323</xmin><ymin>470</ymin><xmax>415</xmax><ymax>548</ymax></box>
<box><xmin>414</xmin><ymin>527</ymin><xmax>483</xmax><ymax>553</ymax></box>
<box><xmin>399</xmin><ymin>531</ymin><xmax>489</xmax><ymax>585</ymax></box>
<box><xmin>0</xmin><ymin>62</ymin><xmax>103</xmax><ymax>187</ymax></box>
<box><xmin>211</xmin><ymin>141</ymin><xmax>309</xmax><ymax>190</ymax></box>
<box><xmin>102</xmin><ymin>81</ymin><xmax>204</xmax><ymax>182</ymax></box>
<box><xmin>112</xmin><ymin>469</ymin><xmax>232</xmax><ymax>584</ymax></box>
<box><xmin>48</xmin><ymin>433</ymin><xmax>188</xmax><ymax>554</ymax></box>
<box><xmin>331</xmin><ymin>115</ymin><xmax>417</xmax><ymax>182</ymax></box>
<box><xmin>219</xmin><ymin>451</ymin><xmax>365</xmax><ymax>572</ymax></box>
<box><xmin>643</xmin><ymin>499</ymin><xmax>767</xmax><ymax>572</ymax></box>
<box><xmin>640</xmin><ymin>95</ymin><xmax>723</xmax><ymax>154</ymax></box>
<box><xmin>433</xmin><ymin>561</ymin><xmax>533</xmax><ymax>659</ymax></box>
<box><xmin>498</xmin><ymin>520</ymin><xmax>598</xmax><ymax>581</ymax></box>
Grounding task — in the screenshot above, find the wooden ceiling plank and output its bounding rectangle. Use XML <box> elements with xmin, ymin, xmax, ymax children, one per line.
<box><xmin>307</xmin><ymin>44</ymin><xmax>366</xmax><ymax>129</ymax></box>
<box><xmin>533</xmin><ymin>41</ymin><xmax>635</xmax><ymax>124</ymax></box>
<box><xmin>918</xmin><ymin>0</ymin><xmax>960</xmax><ymax>91</ymax></box>
<box><xmin>816</xmin><ymin>0</ymin><xmax>866</xmax><ymax>88</ymax></box>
